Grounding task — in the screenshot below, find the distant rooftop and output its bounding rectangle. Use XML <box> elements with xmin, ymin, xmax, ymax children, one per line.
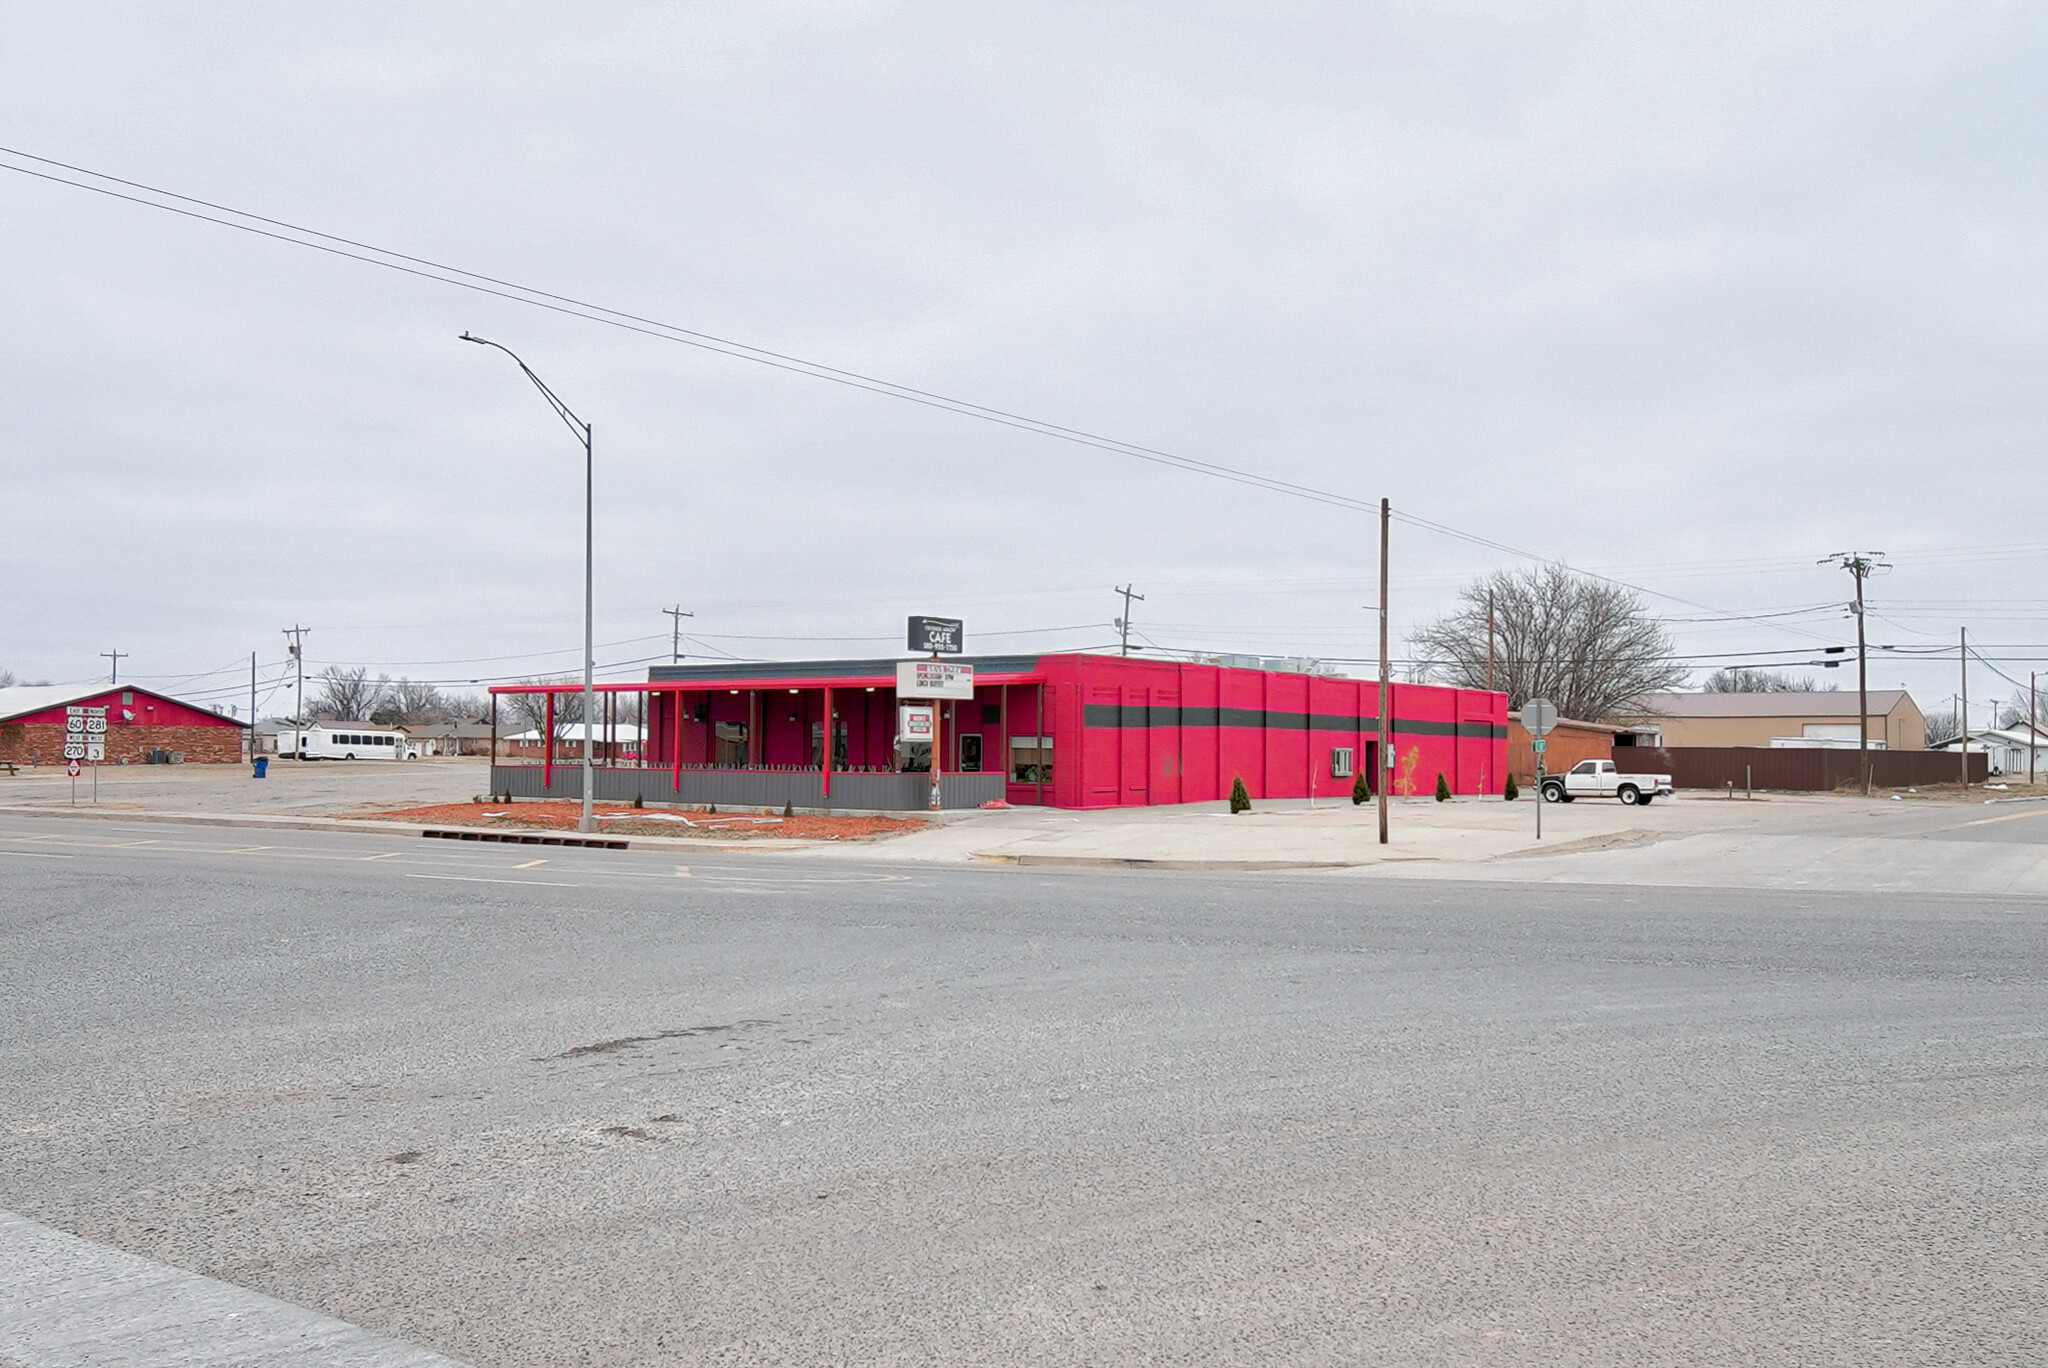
<box><xmin>1632</xmin><ymin>689</ymin><xmax>1911</xmax><ymax>719</ymax></box>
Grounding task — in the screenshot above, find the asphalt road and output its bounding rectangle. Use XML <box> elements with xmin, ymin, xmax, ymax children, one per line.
<box><xmin>3</xmin><ymin>814</ymin><xmax>2045</xmax><ymax>1366</ymax></box>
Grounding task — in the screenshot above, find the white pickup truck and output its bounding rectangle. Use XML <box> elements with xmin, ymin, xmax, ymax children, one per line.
<box><xmin>1540</xmin><ymin>759</ymin><xmax>1674</xmax><ymax>806</ymax></box>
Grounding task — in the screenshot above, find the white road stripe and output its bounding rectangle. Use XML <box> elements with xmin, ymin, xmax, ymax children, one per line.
<box><xmin>0</xmin><ymin>850</ymin><xmax>74</xmax><ymax>859</ymax></box>
<box><xmin>0</xmin><ymin>1208</ymin><xmax>469</xmax><ymax>1366</ymax></box>
<box><xmin>510</xmin><ymin>858</ymin><xmax>549</xmax><ymax>869</ymax></box>
<box><xmin>403</xmin><ymin>874</ymin><xmax>579</xmax><ymax>888</ymax></box>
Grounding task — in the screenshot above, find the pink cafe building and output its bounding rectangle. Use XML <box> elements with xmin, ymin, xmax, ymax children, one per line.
<box><xmin>488</xmin><ymin>653</ymin><xmax>1505</xmax><ymax>812</ymax></box>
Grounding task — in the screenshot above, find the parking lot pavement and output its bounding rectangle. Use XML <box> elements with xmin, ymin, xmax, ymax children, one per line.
<box><xmin>0</xmin><ymin>757</ymin><xmax>490</xmax><ymax>816</ymax></box>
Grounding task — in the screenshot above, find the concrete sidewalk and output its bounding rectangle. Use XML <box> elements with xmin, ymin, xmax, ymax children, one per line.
<box><xmin>795</xmin><ymin>793</ymin><xmax>1727</xmax><ymax>869</ymax></box>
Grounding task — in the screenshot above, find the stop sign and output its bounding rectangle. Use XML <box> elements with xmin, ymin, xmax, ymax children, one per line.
<box><xmin>1523</xmin><ymin>697</ymin><xmax>1559</xmax><ymax>736</ymax></box>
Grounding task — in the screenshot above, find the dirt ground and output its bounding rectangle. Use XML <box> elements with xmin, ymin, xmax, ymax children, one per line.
<box><xmin>367</xmin><ymin>799</ymin><xmax>929</xmax><ymax>842</ymax></box>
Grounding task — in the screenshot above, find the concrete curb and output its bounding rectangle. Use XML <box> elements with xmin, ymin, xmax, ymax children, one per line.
<box><xmin>0</xmin><ymin>804</ymin><xmax>829</xmax><ymax>853</ymax></box>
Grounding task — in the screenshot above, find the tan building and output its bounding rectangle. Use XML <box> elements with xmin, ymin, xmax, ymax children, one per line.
<box><xmin>1629</xmin><ymin>690</ymin><xmax>1924</xmax><ymax>751</ymax></box>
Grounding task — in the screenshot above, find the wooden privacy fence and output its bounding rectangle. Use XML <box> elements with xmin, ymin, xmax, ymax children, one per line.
<box><xmin>1614</xmin><ymin>747</ymin><xmax>1987</xmax><ymax>791</ymax></box>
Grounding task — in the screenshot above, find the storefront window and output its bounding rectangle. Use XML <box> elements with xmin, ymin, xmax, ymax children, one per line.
<box><xmin>1010</xmin><ymin>736</ymin><xmax>1052</xmax><ymax>783</ymax></box>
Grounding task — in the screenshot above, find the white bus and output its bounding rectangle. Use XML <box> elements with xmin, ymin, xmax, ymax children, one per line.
<box><xmin>279</xmin><ymin>723</ymin><xmax>417</xmax><ymax>760</ymax></box>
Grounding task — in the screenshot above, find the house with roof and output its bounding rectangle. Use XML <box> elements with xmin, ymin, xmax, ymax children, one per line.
<box><xmin>0</xmin><ymin>683</ymin><xmax>249</xmax><ymax>767</ymax></box>
<box><xmin>1930</xmin><ymin>724</ymin><xmax>2048</xmax><ymax>777</ymax></box>
<box><xmin>1626</xmin><ymin>689</ymin><xmax>1925</xmax><ymax>751</ymax></box>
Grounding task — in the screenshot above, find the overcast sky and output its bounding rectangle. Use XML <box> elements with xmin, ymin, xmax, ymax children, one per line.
<box><xmin>4</xmin><ymin>3</ymin><xmax>2044</xmax><ymax>724</ymax></box>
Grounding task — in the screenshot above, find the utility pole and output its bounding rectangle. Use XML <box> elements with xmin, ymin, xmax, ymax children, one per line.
<box><xmin>249</xmin><ymin>652</ymin><xmax>257</xmax><ymax>764</ymax></box>
<box><xmin>1378</xmin><ymin>498</ymin><xmax>1391</xmax><ymax>846</ymax></box>
<box><xmin>1821</xmin><ymin>552</ymin><xmax>1887</xmax><ymax>796</ymax></box>
<box><xmin>100</xmin><ymin>650</ymin><xmax>127</xmax><ymax>685</ymax></box>
<box><xmin>663</xmin><ymin>606</ymin><xmax>694</xmax><ymax>664</ymax></box>
<box><xmin>1960</xmin><ymin>627</ymin><xmax>1969</xmax><ymax>788</ymax></box>
<box><xmin>2031</xmin><ymin>670</ymin><xmax>2037</xmax><ymax>787</ymax></box>
<box><xmin>283</xmin><ymin>625</ymin><xmax>309</xmax><ymax>756</ymax></box>
<box><xmin>1114</xmin><ymin>585</ymin><xmax>1145</xmax><ymax>657</ymax></box>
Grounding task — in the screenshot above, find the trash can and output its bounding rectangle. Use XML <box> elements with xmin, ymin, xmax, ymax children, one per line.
<box><xmin>252</xmin><ymin>756</ymin><xmax>269</xmax><ymax>779</ymax></box>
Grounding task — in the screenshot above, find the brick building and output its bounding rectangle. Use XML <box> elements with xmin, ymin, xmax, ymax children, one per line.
<box><xmin>0</xmin><ymin>684</ymin><xmax>249</xmax><ymax>767</ymax></box>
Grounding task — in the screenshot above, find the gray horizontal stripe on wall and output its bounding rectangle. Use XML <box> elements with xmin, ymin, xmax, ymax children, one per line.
<box><xmin>1081</xmin><ymin>704</ymin><xmax>1504</xmax><ymax>740</ymax></box>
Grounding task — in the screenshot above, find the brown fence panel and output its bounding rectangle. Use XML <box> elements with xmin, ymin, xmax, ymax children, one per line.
<box><xmin>1615</xmin><ymin>747</ymin><xmax>1987</xmax><ymax>790</ymax></box>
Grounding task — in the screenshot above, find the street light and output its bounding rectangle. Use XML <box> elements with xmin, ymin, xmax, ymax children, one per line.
<box><xmin>461</xmin><ymin>332</ymin><xmax>597</xmax><ymax>833</ymax></box>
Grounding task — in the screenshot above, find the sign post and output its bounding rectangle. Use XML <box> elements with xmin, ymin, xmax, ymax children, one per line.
<box><xmin>906</xmin><ymin>617</ymin><xmax>965</xmax><ymax>811</ymax></box>
<box><xmin>1523</xmin><ymin>697</ymin><xmax>1558</xmax><ymax>840</ymax></box>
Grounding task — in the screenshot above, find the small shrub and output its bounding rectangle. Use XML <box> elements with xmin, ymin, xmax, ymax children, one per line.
<box><xmin>1434</xmin><ymin>772</ymin><xmax>1451</xmax><ymax>802</ymax></box>
<box><xmin>783</xmin><ymin>801</ymin><xmax>795</xmax><ymax>818</ymax></box>
<box><xmin>706</xmin><ymin>803</ymin><xmax>717</xmax><ymax>815</ymax></box>
<box><xmin>1504</xmin><ymin>773</ymin><xmax>1519</xmax><ymax>802</ymax></box>
<box><xmin>1229</xmin><ymin>775</ymin><xmax>1251</xmax><ymax>814</ymax></box>
<box><xmin>1351</xmin><ymin>767</ymin><xmax>1371</xmax><ymax>805</ymax></box>
<box><xmin>630</xmin><ymin>794</ymin><xmax>644</xmax><ymax>809</ymax></box>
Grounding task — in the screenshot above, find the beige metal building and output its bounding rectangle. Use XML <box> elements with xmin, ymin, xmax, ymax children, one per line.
<box><xmin>1629</xmin><ymin>690</ymin><xmax>1925</xmax><ymax>751</ymax></box>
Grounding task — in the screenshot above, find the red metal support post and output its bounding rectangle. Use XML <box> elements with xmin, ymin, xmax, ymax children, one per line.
<box><xmin>542</xmin><ymin>690</ymin><xmax>554</xmax><ymax>791</ymax></box>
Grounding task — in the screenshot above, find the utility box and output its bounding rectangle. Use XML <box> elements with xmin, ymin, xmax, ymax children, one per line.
<box><xmin>1330</xmin><ymin>747</ymin><xmax>1354</xmax><ymax>778</ymax></box>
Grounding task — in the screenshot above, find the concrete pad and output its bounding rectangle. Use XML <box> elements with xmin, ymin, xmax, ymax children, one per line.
<box><xmin>0</xmin><ymin>1209</ymin><xmax>467</xmax><ymax>1367</ymax></box>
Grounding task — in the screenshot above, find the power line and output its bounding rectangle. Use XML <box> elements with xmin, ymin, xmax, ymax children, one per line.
<box><xmin>0</xmin><ymin>145</ymin><xmax>1837</xmax><ymax>649</ymax></box>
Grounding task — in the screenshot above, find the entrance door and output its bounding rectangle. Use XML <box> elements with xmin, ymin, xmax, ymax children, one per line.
<box><xmin>957</xmin><ymin>732</ymin><xmax>983</xmax><ymax>773</ymax></box>
<box><xmin>1121</xmin><ymin>687</ymin><xmax>1150</xmax><ymax>805</ymax></box>
<box><xmin>714</xmin><ymin>721</ymin><xmax>748</xmax><ymax>767</ymax></box>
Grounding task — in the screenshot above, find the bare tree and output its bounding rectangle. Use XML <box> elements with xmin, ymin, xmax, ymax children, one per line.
<box><xmin>1411</xmin><ymin>566</ymin><xmax>1687</xmax><ymax>721</ymax></box>
<box><xmin>1702</xmin><ymin>667</ymin><xmax>1837</xmax><ymax>693</ymax></box>
<box><xmin>1997</xmin><ymin>687</ymin><xmax>2046</xmax><ymax>730</ymax></box>
<box><xmin>378</xmin><ymin>678</ymin><xmax>449</xmax><ymax>725</ymax></box>
<box><xmin>441</xmin><ymin>691</ymin><xmax>489</xmax><ymax>722</ymax></box>
<box><xmin>500</xmin><ymin>676</ymin><xmax>583</xmax><ymax>737</ymax></box>
<box><xmin>309</xmin><ymin>666</ymin><xmax>385</xmax><ymax>721</ymax></box>
<box><xmin>1924</xmin><ymin>707</ymin><xmax>1961</xmax><ymax>747</ymax></box>
<box><xmin>0</xmin><ymin>667</ymin><xmax>14</xmax><ymax>689</ymax></box>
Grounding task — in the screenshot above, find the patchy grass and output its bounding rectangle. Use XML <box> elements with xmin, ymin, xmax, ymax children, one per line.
<box><xmin>366</xmin><ymin>799</ymin><xmax>929</xmax><ymax>841</ymax></box>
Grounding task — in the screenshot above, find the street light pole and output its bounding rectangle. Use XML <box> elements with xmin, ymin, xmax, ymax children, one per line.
<box><xmin>462</xmin><ymin>333</ymin><xmax>598</xmax><ymax>833</ymax></box>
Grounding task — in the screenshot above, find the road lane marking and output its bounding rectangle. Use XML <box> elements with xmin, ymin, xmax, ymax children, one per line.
<box><xmin>512</xmin><ymin>858</ymin><xmax>549</xmax><ymax>869</ymax></box>
<box><xmin>0</xmin><ymin>1207</ymin><xmax>467</xmax><ymax>1367</ymax></box>
<box><xmin>111</xmin><ymin>839</ymin><xmax>160</xmax><ymax>847</ymax></box>
<box><xmin>1959</xmin><ymin>808</ymin><xmax>2048</xmax><ymax>828</ymax></box>
<box><xmin>404</xmin><ymin>873</ymin><xmax>579</xmax><ymax>888</ymax></box>
<box><xmin>0</xmin><ymin>850</ymin><xmax>74</xmax><ymax>858</ymax></box>
<box><xmin>222</xmin><ymin>845</ymin><xmax>274</xmax><ymax>854</ymax></box>
<box><xmin>359</xmin><ymin>851</ymin><xmax>403</xmax><ymax>860</ymax></box>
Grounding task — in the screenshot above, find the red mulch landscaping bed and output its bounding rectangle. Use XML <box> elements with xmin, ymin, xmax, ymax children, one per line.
<box><xmin>367</xmin><ymin>800</ymin><xmax>929</xmax><ymax>842</ymax></box>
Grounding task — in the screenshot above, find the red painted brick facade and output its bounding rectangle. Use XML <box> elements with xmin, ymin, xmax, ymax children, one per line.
<box><xmin>0</xmin><ymin>722</ymin><xmax>244</xmax><ymax>766</ymax></box>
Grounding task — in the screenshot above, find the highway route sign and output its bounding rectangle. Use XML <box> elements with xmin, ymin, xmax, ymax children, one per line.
<box><xmin>64</xmin><ymin>705</ymin><xmax>107</xmax><ymax>761</ymax></box>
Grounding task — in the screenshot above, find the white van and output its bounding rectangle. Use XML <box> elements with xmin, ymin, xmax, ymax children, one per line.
<box><xmin>280</xmin><ymin>723</ymin><xmax>417</xmax><ymax>760</ymax></box>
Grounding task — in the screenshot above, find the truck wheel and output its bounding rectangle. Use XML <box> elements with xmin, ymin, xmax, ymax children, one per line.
<box><xmin>1541</xmin><ymin>781</ymin><xmax>1566</xmax><ymax>803</ymax></box>
<box><xmin>344</xmin><ymin>752</ymin><xmax>356</xmax><ymax>761</ymax></box>
<box><xmin>1618</xmin><ymin>785</ymin><xmax>1642</xmax><ymax>805</ymax></box>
